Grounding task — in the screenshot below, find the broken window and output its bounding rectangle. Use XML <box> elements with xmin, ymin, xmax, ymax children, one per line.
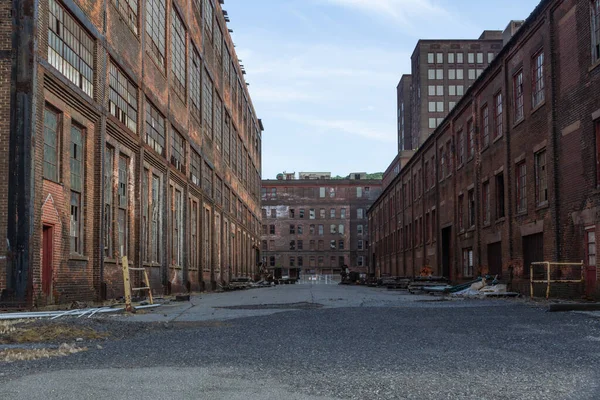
<box><xmin>340</xmin><ymin>208</ymin><xmax>346</xmax><ymax>219</ymax></box>
<box><xmin>43</xmin><ymin>108</ymin><xmax>60</xmax><ymax>182</ymax></box>
<box><xmin>297</xmin><ymin>225</ymin><xmax>303</xmax><ymax>234</ymax></box>
<box><xmin>70</xmin><ymin>125</ymin><xmax>84</xmax><ymax>254</ymax></box>
<box><xmin>48</xmin><ymin>0</ymin><xmax>94</xmax><ymax>96</ymax></box>
<box><xmin>290</xmin><ymin>240</ymin><xmax>296</xmax><ymax>250</ymax></box>
<box><xmin>109</xmin><ymin>63</ymin><xmax>137</xmax><ymax>133</ymax></box>
<box><xmin>330</xmin><ymin>208</ymin><xmax>336</xmax><ymax>218</ymax></box>
<box><xmin>289</xmin><ymin>209</ymin><xmax>295</xmax><ymax>218</ymax></box>
<box><xmin>338</xmin><ymin>240</ymin><xmax>344</xmax><ymax>250</ymax></box>
<box><xmin>319</xmin><ymin>208</ymin><xmax>325</xmax><ymax>219</ymax></box>
<box><xmin>330</xmin><ymin>224</ymin><xmax>337</xmax><ymax>234</ymax></box>
<box><xmin>145</xmin><ymin>0</ymin><xmax>166</xmax><ymax>68</ymax></box>
<box><xmin>171</xmin><ymin>128</ymin><xmax>185</xmax><ymax>173</ymax></box>
<box><xmin>290</xmin><ymin>225</ymin><xmax>295</xmax><ymax>234</ymax></box>
<box><xmin>339</xmin><ymin>224</ymin><xmax>344</xmax><ymax>235</ymax></box>
<box><xmin>330</xmin><ymin>240</ymin><xmax>336</xmax><ymax>249</ymax></box>
<box><xmin>171</xmin><ymin>9</ymin><xmax>186</xmax><ymax>100</ymax></box>
<box><xmin>269</xmin><ymin>225</ymin><xmax>275</xmax><ymax>235</ymax></box>
<box><xmin>145</xmin><ymin>100</ymin><xmax>166</xmax><ymax>156</ymax></box>
<box><xmin>309</xmin><ymin>209</ymin><xmax>315</xmax><ymax>219</ymax></box>
<box><xmin>309</xmin><ymin>225</ymin><xmax>315</xmax><ymax>235</ymax></box>
<box><xmin>190</xmin><ymin>150</ymin><xmax>201</xmax><ymax>186</ymax></box>
<box><xmin>329</xmin><ymin>187</ymin><xmax>335</xmax><ymax>198</ymax></box>
<box><xmin>190</xmin><ymin>48</ymin><xmax>201</xmax><ymax>120</ymax></box>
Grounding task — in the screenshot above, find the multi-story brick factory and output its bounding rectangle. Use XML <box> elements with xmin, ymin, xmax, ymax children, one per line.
<box><xmin>261</xmin><ymin>173</ymin><xmax>382</xmax><ymax>280</ymax></box>
<box><xmin>369</xmin><ymin>0</ymin><xmax>600</xmax><ymax>297</ymax></box>
<box><xmin>1</xmin><ymin>0</ymin><xmax>262</xmax><ymax>306</ymax></box>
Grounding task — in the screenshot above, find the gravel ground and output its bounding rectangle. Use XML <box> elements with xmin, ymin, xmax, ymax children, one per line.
<box><xmin>1</xmin><ymin>285</ymin><xmax>600</xmax><ymax>400</ymax></box>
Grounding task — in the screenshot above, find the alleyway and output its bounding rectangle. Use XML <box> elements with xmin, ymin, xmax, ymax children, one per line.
<box><xmin>1</xmin><ymin>285</ymin><xmax>600</xmax><ymax>399</ymax></box>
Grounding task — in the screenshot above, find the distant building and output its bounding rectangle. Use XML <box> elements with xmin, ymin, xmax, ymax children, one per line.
<box><xmin>261</xmin><ymin>173</ymin><xmax>382</xmax><ymax>278</ymax></box>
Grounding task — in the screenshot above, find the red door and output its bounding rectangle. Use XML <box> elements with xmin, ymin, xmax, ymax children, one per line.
<box><xmin>42</xmin><ymin>226</ymin><xmax>53</xmax><ymax>296</ymax></box>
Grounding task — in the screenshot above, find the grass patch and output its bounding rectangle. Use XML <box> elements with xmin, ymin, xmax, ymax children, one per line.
<box><xmin>0</xmin><ymin>321</ymin><xmax>108</xmax><ymax>344</ymax></box>
<box><xmin>0</xmin><ymin>343</ymin><xmax>88</xmax><ymax>363</ymax></box>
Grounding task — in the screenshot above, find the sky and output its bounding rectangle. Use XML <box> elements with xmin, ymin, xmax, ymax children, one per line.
<box><xmin>224</xmin><ymin>0</ymin><xmax>542</xmax><ymax>180</ymax></box>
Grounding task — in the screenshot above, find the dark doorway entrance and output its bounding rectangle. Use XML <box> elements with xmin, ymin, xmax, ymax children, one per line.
<box><xmin>42</xmin><ymin>225</ymin><xmax>53</xmax><ymax>297</ymax></box>
<box><xmin>523</xmin><ymin>233</ymin><xmax>544</xmax><ymax>278</ymax></box>
<box><xmin>441</xmin><ymin>226</ymin><xmax>451</xmax><ymax>279</ymax></box>
<box><xmin>488</xmin><ymin>242</ymin><xmax>502</xmax><ymax>277</ymax></box>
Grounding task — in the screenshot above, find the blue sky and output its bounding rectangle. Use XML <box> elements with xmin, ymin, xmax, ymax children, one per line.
<box><xmin>225</xmin><ymin>0</ymin><xmax>541</xmax><ymax>179</ymax></box>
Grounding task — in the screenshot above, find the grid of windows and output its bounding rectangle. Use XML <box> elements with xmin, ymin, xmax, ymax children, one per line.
<box><xmin>171</xmin><ymin>9</ymin><xmax>187</xmax><ymax>100</ymax></box>
<box><xmin>215</xmin><ymin>96</ymin><xmax>223</xmax><ymax>145</ymax></box>
<box><xmin>48</xmin><ymin>0</ymin><xmax>94</xmax><ymax>97</ymax></box>
<box><xmin>171</xmin><ymin>129</ymin><xmax>185</xmax><ymax>173</ymax></box>
<box><xmin>514</xmin><ymin>71</ymin><xmax>524</xmax><ymax>122</ymax></box>
<box><xmin>112</xmin><ymin>0</ymin><xmax>138</xmax><ymax>34</ymax></box>
<box><xmin>532</xmin><ymin>51</ymin><xmax>544</xmax><ymax>107</ymax></box>
<box><xmin>223</xmin><ymin>113</ymin><xmax>230</xmax><ymax>162</ymax></box>
<box><xmin>43</xmin><ymin>108</ymin><xmax>59</xmax><ymax>181</ymax></box>
<box><xmin>145</xmin><ymin>100</ymin><xmax>166</xmax><ymax>156</ymax></box>
<box><xmin>190</xmin><ymin>49</ymin><xmax>201</xmax><ymax>119</ymax></box>
<box><xmin>203</xmin><ymin>0</ymin><xmax>213</xmax><ymax>38</ymax></box>
<box><xmin>203</xmin><ymin>69</ymin><xmax>213</xmax><ymax>137</ymax></box>
<box><xmin>109</xmin><ymin>63</ymin><xmax>138</xmax><ymax>133</ymax></box>
<box><xmin>535</xmin><ymin>150</ymin><xmax>548</xmax><ymax>205</ymax></box>
<box><xmin>145</xmin><ymin>0</ymin><xmax>166</xmax><ymax>67</ymax></box>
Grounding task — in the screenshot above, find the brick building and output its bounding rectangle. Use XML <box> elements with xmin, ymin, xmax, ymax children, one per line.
<box><xmin>369</xmin><ymin>0</ymin><xmax>600</xmax><ymax>297</ymax></box>
<box><xmin>1</xmin><ymin>0</ymin><xmax>262</xmax><ymax>306</ymax></box>
<box><xmin>261</xmin><ymin>173</ymin><xmax>382</xmax><ymax>279</ymax></box>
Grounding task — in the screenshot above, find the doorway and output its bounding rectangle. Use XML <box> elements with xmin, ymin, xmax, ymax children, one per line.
<box><xmin>523</xmin><ymin>233</ymin><xmax>544</xmax><ymax>278</ymax></box>
<box><xmin>441</xmin><ymin>226</ymin><xmax>451</xmax><ymax>279</ymax></box>
<box><xmin>488</xmin><ymin>242</ymin><xmax>502</xmax><ymax>277</ymax></box>
<box><xmin>42</xmin><ymin>225</ymin><xmax>53</xmax><ymax>297</ymax></box>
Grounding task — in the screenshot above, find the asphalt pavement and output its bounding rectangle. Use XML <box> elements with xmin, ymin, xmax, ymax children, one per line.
<box><xmin>1</xmin><ymin>283</ymin><xmax>600</xmax><ymax>400</ymax></box>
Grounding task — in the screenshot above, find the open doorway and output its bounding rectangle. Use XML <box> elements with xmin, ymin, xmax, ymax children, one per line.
<box><xmin>441</xmin><ymin>226</ymin><xmax>451</xmax><ymax>279</ymax></box>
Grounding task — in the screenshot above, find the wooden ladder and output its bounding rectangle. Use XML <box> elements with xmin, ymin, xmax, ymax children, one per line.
<box><xmin>121</xmin><ymin>256</ymin><xmax>153</xmax><ymax>312</ymax></box>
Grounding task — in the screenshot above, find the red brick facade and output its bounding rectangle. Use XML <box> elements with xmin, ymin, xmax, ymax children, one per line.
<box><xmin>2</xmin><ymin>0</ymin><xmax>262</xmax><ymax>306</ymax></box>
<box><xmin>369</xmin><ymin>0</ymin><xmax>600</xmax><ymax>297</ymax></box>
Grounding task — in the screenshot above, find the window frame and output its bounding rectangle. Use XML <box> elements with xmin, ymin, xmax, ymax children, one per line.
<box><xmin>516</xmin><ymin>161</ymin><xmax>527</xmax><ymax>213</ymax></box>
<box><xmin>535</xmin><ymin>149</ymin><xmax>548</xmax><ymax>206</ymax></box>
<box><xmin>532</xmin><ymin>51</ymin><xmax>545</xmax><ymax>107</ymax></box>
<box><xmin>513</xmin><ymin>70</ymin><xmax>524</xmax><ymax>123</ymax></box>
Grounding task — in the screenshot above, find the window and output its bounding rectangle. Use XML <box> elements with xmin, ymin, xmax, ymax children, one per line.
<box><xmin>43</xmin><ymin>108</ymin><xmax>59</xmax><ymax>181</ymax></box>
<box><xmin>496</xmin><ymin>173</ymin><xmax>505</xmax><ymax>219</ymax></box>
<box><xmin>436</xmin><ymin>53</ymin><xmax>443</xmax><ymax>63</ymax></box>
<box><xmin>112</xmin><ymin>0</ymin><xmax>138</xmax><ymax>33</ymax></box>
<box><xmin>468</xmin><ymin>69</ymin><xmax>476</xmax><ymax>80</ymax></box>
<box><xmin>170</xmin><ymin>129</ymin><xmax>185</xmax><ymax>173</ymax></box>
<box><xmin>592</xmin><ymin>0</ymin><xmax>600</xmax><ymax>63</ymax></box>
<box><xmin>429</xmin><ymin>118</ymin><xmax>436</xmax><ymax>129</ymax></box>
<box><xmin>482</xmin><ymin>181</ymin><xmax>490</xmax><ymax>225</ymax></box>
<box><xmin>446</xmin><ymin>141</ymin><xmax>453</xmax><ymax>175</ymax></box>
<box><xmin>145</xmin><ymin>0</ymin><xmax>166</xmax><ymax>67</ymax></box>
<box><xmin>476</xmin><ymin>52</ymin><xmax>483</xmax><ymax>64</ymax></box>
<box><xmin>290</xmin><ymin>256</ymin><xmax>295</xmax><ymax>267</ymax></box>
<box><xmin>109</xmin><ymin>63</ymin><xmax>137</xmax><ymax>133</ymax></box>
<box><xmin>458</xmin><ymin>130</ymin><xmax>464</xmax><ymax>165</ymax></box>
<box><xmin>171</xmin><ymin>9</ymin><xmax>186</xmax><ymax>100</ymax></box>
<box><xmin>297</xmin><ymin>255</ymin><xmax>303</xmax><ymax>266</ymax></box>
<box><xmin>456</xmin><ymin>69</ymin><xmax>464</xmax><ymax>79</ymax></box>
<box><xmin>70</xmin><ymin>126</ymin><xmax>84</xmax><ymax>254</ymax></box>
<box><xmin>223</xmin><ymin>113</ymin><xmax>230</xmax><ymax>162</ymax></box>
<box><xmin>476</xmin><ymin>69</ymin><xmax>483</xmax><ymax>78</ymax></box>
<box><xmin>299</xmin><ymin>209</ymin><xmax>305</xmax><ymax>218</ymax></box>
<box><xmin>215</xmin><ymin>177</ymin><xmax>222</xmax><ymax>205</ymax></box>
<box><xmin>340</xmin><ymin>208</ymin><xmax>346</xmax><ymax>218</ymax></box>
<box><xmin>172</xmin><ymin>187</ymin><xmax>183</xmax><ymax>266</ymax></box>
<box><xmin>269</xmin><ymin>224</ymin><xmax>275</xmax><ymax>235</ymax></box>
<box><xmin>118</xmin><ymin>155</ymin><xmax>129</xmax><ymax>256</ymax></box>
<box><xmin>457</xmin><ymin>85</ymin><xmax>464</xmax><ymax>95</ymax></box>
<box><xmin>428</xmin><ymin>102</ymin><xmax>436</xmax><ymax>112</ymax></box>
<box><xmin>436</xmin><ymin>69</ymin><xmax>443</xmax><ymax>80</ymax></box>
<box><xmin>289</xmin><ymin>240</ymin><xmax>295</xmax><ymax>250</ymax></box>
<box><xmin>468</xmin><ymin>189</ymin><xmax>475</xmax><ymax>228</ymax></box>
<box><xmin>48</xmin><ymin>0</ymin><xmax>94</xmax><ymax>96</ymax></box>
<box><xmin>481</xmin><ymin>105</ymin><xmax>489</xmax><ymax>147</ymax></box>
<box><xmin>290</xmin><ymin>209</ymin><xmax>295</xmax><ymax>218</ymax></box>
<box><xmin>449</xmin><ymin>86</ymin><xmax>456</xmax><ymax>96</ymax></box>
<box><xmin>309</xmin><ymin>240</ymin><xmax>315</xmax><ymax>251</ymax></box>
<box><xmin>448</xmin><ymin>53</ymin><xmax>455</xmax><ymax>63</ymax></box>
<box><xmin>468</xmin><ymin>53</ymin><xmax>475</xmax><ymax>63</ymax></box>
<box><xmin>203</xmin><ymin>0</ymin><xmax>213</xmax><ymax>37</ymax></box>
<box><xmin>150</xmin><ymin>174</ymin><xmax>161</xmax><ymax>263</ymax></box>
<box><xmin>357</xmin><ymin>187</ymin><xmax>363</xmax><ymax>198</ymax></box>
<box><xmin>339</xmin><ymin>224</ymin><xmax>345</xmax><ymax>234</ymax></box>
<box><xmin>516</xmin><ymin>162</ymin><xmax>527</xmax><ymax>213</ymax></box>
<box><xmin>318</xmin><ymin>241</ymin><xmax>324</xmax><ymax>251</ymax></box>
<box><xmin>437</xmin><ymin>86</ymin><xmax>443</xmax><ymax>96</ymax></box>
<box><xmin>437</xmin><ymin>102</ymin><xmax>444</xmax><ymax>112</ymax></box>
<box><xmin>145</xmin><ymin>100</ymin><xmax>165</xmax><ymax>155</ymax></box>
<box><xmin>357</xmin><ymin>225</ymin><xmax>363</xmax><ymax>235</ymax></box>
<box><xmin>428</xmin><ymin>85</ymin><xmax>435</xmax><ymax>96</ymax></box>
<box><xmin>271</xmin><ymin>209</ymin><xmax>276</xmax><ymax>218</ymax></box>
<box><xmin>319</xmin><ymin>208</ymin><xmax>326</xmax><ymax>219</ymax></box>
<box><xmin>514</xmin><ymin>71</ymin><xmax>524</xmax><ymax>122</ymax></box>
<box><xmin>203</xmin><ymin>162</ymin><xmax>213</xmax><ymax>197</ymax></box>
<box><xmin>338</xmin><ymin>240</ymin><xmax>344</xmax><ymax>250</ymax></box>
<box><xmin>587</xmin><ymin>228</ymin><xmax>597</xmax><ymax>266</ymax></box>
<box><xmin>190</xmin><ymin>150</ymin><xmax>201</xmax><ymax>186</ymax></box>
<box><xmin>532</xmin><ymin>51</ymin><xmax>544</xmax><ymax>107</ymax></box>
<box><xmin>427</xmin><ymin>53</ymin><xmax>434</xmax><ymax>63</ymax></box>
<box><xmin>104</xmin><ymin>147</ymin><xmax>114</xmax><ymax>257</ymax></box>
<box><xmin>467</xmin><ymin>120</ymin><xmax>474</xmax><ymax>159</ymax></box>
<box><xmin>358</xmin><ymin>240</ymin><xmax>364</xmax><ymax>250</ymax></box>
<box><xmin>203</xmin><ymin>69</ymin><xmax>213</xmax><ymax>137</ymax></box>
<box><xmin>458</xmin><ymin>194</ymin><xmax>464</xmax><ymax>231</ymax></box>
<box><xmin>494</xmin><ymin>93</ymin><xmax>503</xmax><ymax>139</ymax></box>
<box><xmin>318</xmin><ymin>225</ymin><xmax>324</xmax><ymax>236</ymax></box>
<box><xmin>261</xmin><ymin>240</ymin><xmax>267</xmax><ymax>251</ymax></box>
<box><xmin>309</xmin><ymin>224</ymin><xmax>315</xmax><ymax>235</ymax></box>
<box><xmin>449</xmin><ymin>102</ymin><xmax>456</xmax><ymax>110</ymax></box>
<box><xmin>330</xmin><ymin>187</ymin><xmax>336</xmax><ymax>198</ymax></box>
<box><xmin>269</xmin><ymin>256</ymin><xmax>275</xmax><ymax>267</ymax></box>
<box><xmin>463</xmin><ymin>248</ymin><xmax>474</xmax><ymax>278</ymax></box>
<box><xmin>319</xmin><ymin>187</ymin><xmax>326</xmax><ymax>197</ymax></box>
<box><xmin>309</xmin><ymin>209</ymin><xmax>315</xmax><ymax>219</ymax></box>
<box><xmin>456</xmin><ymin>53</ymin><xmax>464</xmax><ymax>63</ymax></box>
<box><xmin>297</xmin><ymin>225</ymin><xmax>303</xmax><ymax>234</ymax></box>
<box><xmin>330</xmin><ymin>224</ymin><xmax>337</xmax><ymax>234</ymax></box>
<box><xmin>488</xmin><ymin>52</ymin><xmax>495</xmax><ymax>63</ymax></box>
<box><xmin>448</xmin><ymin>69</ymin><xmax>456</xmax><ymax>80</ymax></box>
<box><xmin>357</xmin><ymin>208</ymin><xmax>364</xmax><ymax>219</ymax></box>
<box><xmin>428</xmin><ymin>69</ymin><xmax>435</xmax><ymax>80</ymax></box>
<box><xmin>330</xmin><ymin>208</ymin><xmax>336</xmax><ymax>218</ymax></box>
<box><xmin>214</xmin><ymin>96</ymin><xmax>222</xmax><ymax>145</ymax></box>
<box><xmin>535</xmin><ymin>150</ymin><xmax>548</xmax><ymax>205</ymax></box>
